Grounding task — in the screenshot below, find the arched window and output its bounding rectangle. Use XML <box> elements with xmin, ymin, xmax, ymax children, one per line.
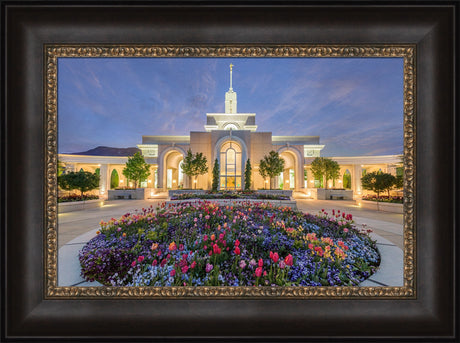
<box><xmin>219</xmin><ymin>141</ymin><xmax>242</xmax><ymax>190</ymax></box>
<box><xmin>110</xmin><ymin>169</ymin><xmax>119</xmax><ymax>189</ymax></box>
<box><xmin>224</xmin><ymin>123</ymin><xmax>238</xmax><ymax>130</ymax></box>
<box><xmin>343</xmin><ymin>169</ymin><xmax>351</xmax><ymax>189</ymax></box>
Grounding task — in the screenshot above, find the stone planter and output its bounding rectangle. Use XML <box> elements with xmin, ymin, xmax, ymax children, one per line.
<box><xmin>58</xmin><ymin>199</ymin><xmax>104</xmax><ymax>213</ymax></box>
<box><xmin>315</xmin><ymin>189</ymin><xmax>354</xmax><ymax>200</ymax></box>
<box><xmin>108</xmin><ymin>188</ymin><xmax>151</xmax><ymax>200</ymax></box>
<box><xmin>360</xmin><ymin>200</ymin><xmax>403</xmax><ymax>214</ymax></box>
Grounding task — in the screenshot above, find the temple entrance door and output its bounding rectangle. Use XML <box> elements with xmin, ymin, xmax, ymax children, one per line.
<box><xmin>219</xmin><ymin>141</ymin><xmax>242</xmax><ymax>190</ymax></box>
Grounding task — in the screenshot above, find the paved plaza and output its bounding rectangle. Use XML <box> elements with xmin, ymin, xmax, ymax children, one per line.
<box><xmin>58</xmin><ymin>198</ymin><xmax>404</xmax><ymax>288</ymax></box>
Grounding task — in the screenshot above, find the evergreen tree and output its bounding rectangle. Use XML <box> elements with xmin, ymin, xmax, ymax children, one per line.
<box><xmin>122</xmin><ymin>152</ymin><xmax>151</xmax><ymax>188</ymax></box>
<box><xmin>244</xmin><ymin>159</ymin><xmax>252</xmax><ymax>191</ymax></box>
<box><xmin>259</xmin><ymin>151</ymin><xmax>285</xmax><ymax>190</ymax></box>
<box><xmin>212</xmin><ymin>158</ymin><xmax>219</xmax><ymax>191</ymax></box>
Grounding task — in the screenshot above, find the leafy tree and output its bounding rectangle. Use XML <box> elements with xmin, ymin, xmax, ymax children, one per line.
<box><xmin>361</xmin><ymin>171</ymin><xmax>396</xmax><ymax>199</ymax></box>
<box><xmin>244</xmin><ymin>159</ymin><xmax>252</xmax><ymax>191</ymax></box>
<box><xmin>58</xmin><ymin>172</ymin><xmax>73</xmax><ymax>195</ymax></box>
<box><xmin>310</xmin><ymin>157</ymin><xmax>341</xmax><ymax>189</ymax></box>
<box><xmin>122</xmin><ymin>152</ymin><xmax>151</xmax><ymax>188</ymax></box>
<box><xmin>58</xmin><ymin>170</ymin><xmax>100</xmax><ymax>197</ymax></box>
<box><xmin>259</xmin><ymin>160</ymin><xmax>268</xmax><ymax>189</ymax></box>
<box><xmin>212</xmin><ymin>158</ymin><xmax>219</xmax><ymax>191</ymax></box>
<box><xmin>259</xmin><ymin>151</ymin><xmax>285</xmax><ymax>190</ymax></box>
<box><xmin>381</xmin><ymin>173</ymin><xmax>397</xmax><ymax>197</ymax></box>
<box><xmin>394</xmin><ymin>166</ymin><xmax>404</xmax><ymax>190</ymax></box>
<box><xmin>57</xmin><ymin>160</ymin><xmax>65</xmax><ymax>176</ymax></box>
<box><xmin>181</xmin><ymin>149</ymin><xmax>208</xmax><ymax>189</ymax></box>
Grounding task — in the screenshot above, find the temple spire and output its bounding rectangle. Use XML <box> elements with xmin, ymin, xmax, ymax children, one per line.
<box><xmin>229</xmin><ymin>63</ymin><xmax>233</xmax><ymax>91</ymax></box>
<box><xmin>225</xmin><ymin>63</ymin><xmax>237</xmax><ymax>114</ymax></box>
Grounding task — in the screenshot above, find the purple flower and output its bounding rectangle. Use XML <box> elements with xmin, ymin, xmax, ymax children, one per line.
<box><xmin>205</xmin><ymin>263</ymin><xmax>213</xmax><ymax>273</ymax></box>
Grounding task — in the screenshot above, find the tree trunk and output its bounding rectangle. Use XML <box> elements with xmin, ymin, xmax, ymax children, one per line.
<box><xmin>194</xmin><ymin>176</ymin><xmax>197</xmax><ymax>189</ymax></box>
<box><xmin>324</xmin><ymin>176</ymin><xmax>327</xmax><ymax>189</ymax></box>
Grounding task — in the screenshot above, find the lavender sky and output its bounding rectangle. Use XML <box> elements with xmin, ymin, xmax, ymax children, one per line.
<box><xmin>58</xmin><ymin>57</ymin><xmax>404</xmax><ymax>157</ymax></box>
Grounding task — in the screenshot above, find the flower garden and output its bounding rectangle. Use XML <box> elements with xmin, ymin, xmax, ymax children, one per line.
<box><xmin>79</xmin><ymin>201</ymin><xmax>380</xmax><ymax>287</ymax></box>
<box><xmin>58</xmin><ymin>194</ymin><xmax>99</xmax><ymax>203</ymax></box>
<box><xmin>170</xmin><ymin>190</ymin><xmax>290</xmax><ymax>201</ymax></box>
<box><xmin>362</xmin><ymin>194</ymin><xmax>404</xmax><ymax>204</ymax></box>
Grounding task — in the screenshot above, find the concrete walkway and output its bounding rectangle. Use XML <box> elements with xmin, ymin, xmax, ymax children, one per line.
<box><xmin>58</xmin><ymin>198</ymin><xmax>404</xmax><ymax>288</ymax></box>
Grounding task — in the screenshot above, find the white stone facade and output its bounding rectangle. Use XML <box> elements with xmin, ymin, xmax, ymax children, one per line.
<box><xmin>58</xmin><ymin>65</ymin><xmax>403</xmax><ymax>199</ymax></box>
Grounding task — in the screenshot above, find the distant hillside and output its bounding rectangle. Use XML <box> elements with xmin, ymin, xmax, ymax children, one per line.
<box><xmin>70</xmin><ymin>146</ymin><xmax>141</xmax><ymax>157</ymax></box>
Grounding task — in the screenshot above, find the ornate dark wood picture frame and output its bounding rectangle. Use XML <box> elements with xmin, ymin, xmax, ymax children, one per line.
<box><xmin>46</xmin><ymin>45</ymin><xmax>415</xmax><ymax>299</ymax></box>
<box><xmin>2</xmin><ymin>1</ymin><xmax>456</xmax><ymax>341</ymax></box>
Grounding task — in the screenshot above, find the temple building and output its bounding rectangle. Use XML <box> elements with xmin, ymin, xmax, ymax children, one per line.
<box><xmin>59</xmin><ymin>64</ymin><xmax>402</xmax><ymax>198</ymax></box>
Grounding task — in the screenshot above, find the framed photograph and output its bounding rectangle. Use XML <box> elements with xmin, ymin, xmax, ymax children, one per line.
<box><xmin>2</xmin><ymin>1</ymin><xmax>456</xmax><ymax>341</ymax></box>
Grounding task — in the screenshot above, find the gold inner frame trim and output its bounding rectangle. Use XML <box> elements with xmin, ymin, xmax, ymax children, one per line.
<box><xmin>45</xmin><ymin>45</ymin><xmax>415</xmax><ymax>298</ymax></box>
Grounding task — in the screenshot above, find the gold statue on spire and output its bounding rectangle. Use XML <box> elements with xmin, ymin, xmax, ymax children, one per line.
<box><xmin>230</xmin><ymin>63</ymin><xmax>233</xmax><ymax>71</ymax></box>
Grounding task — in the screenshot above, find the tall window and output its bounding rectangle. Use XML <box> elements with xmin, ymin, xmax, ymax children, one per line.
<box><xmin>220</xmin><ymin>141</ymin><xmax>242</xmax><ymax>190</ymax></box>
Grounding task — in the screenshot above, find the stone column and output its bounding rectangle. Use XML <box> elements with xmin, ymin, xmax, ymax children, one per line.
<box><xmin>283</xmin><ymin>170</ymin><xmax>289</xmax><ymax>190</ymax></box>
<box><xmin>172</xmin><ymin>169</ymin><xmax>179</xmax><ymax>189</ymax></box>
<box><xmin>353</xmin><ymin>164</ymin><xmax>363</xmax><ymax>195</ymax></box>
<box><xmin>99</xmin><ymin>164</ymin><xmax>110</xmax><ymax>199</ymax></box>
<box><xmin>157</xmin><ymin>159</ymin><xmax>164</xmax><ymax>190</ymax></box>
<box><xmin>297</xmin><ymin>161</ymin><xmax>305</xmax><ymax>191</ymax></box>
<box><xmin>306</xmin><ymin>167</ymin><xmax>313</xmax><ymax>189</ymax></box>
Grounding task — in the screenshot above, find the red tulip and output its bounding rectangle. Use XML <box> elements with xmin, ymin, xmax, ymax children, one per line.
<box><xmin>284</xmin><ymin>254</ymin><xmax>293</xmax><ymax>267</ymax></box>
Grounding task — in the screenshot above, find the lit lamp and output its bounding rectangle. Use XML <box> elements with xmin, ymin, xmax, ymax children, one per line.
<box><xmin>310</xmin><ymin>180</ymin><xmax>314</xmax><ymax>184</ymax></box>
<box><xmin>148</xmin><ymin>179</ymin><xmax>152</xmax><ymax>183</ymax></box>
<box><xmin>120</xmin><ymin>180</ymin><xmax>124</xmax><ymax>183</ymax></box>
<box><xmin>173</xmin><ymin>180</ymin><xmax>177</xmax><ymax>183</ymax></box>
